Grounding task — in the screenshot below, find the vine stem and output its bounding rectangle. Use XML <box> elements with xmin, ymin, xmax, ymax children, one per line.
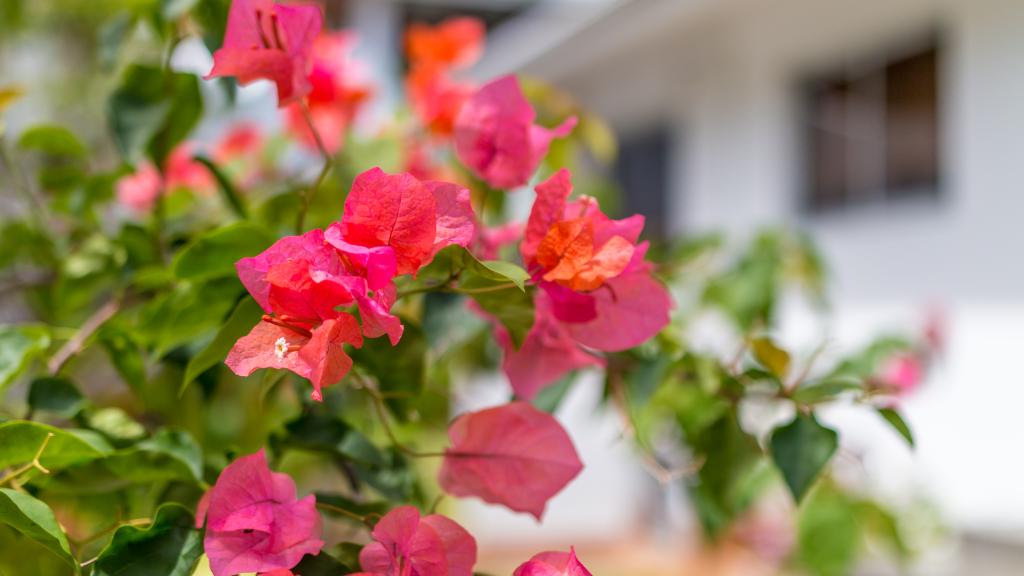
<box><xmin>0</xmin><ymin>432</ymin><xmax>54</xmax><ymax>486</ymax></box>
<box><xmin>352</xmin><ymin>372</ymin><xmax>445</xmax><ymax>459</ymax></box>
<box><xmin>296</xmin><ymin>101</ymin><xmax>332</xmax><ymax>233</ymax></box>
<box><xmin>47</xmin><ymin>296</ymin><xmax>120</xmax><ymax>376</ymax></box>
<box><xmin>315</xmin><ymin>501</ymin><xmax>369</xmax><ymax>524</ymax></box>
<box><xmin>607</xmin><ymin>367</ymin><xmax>703</xmax><ymax>485</ymax></box>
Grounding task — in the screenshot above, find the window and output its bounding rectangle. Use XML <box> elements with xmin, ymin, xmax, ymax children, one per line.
<box><xmin>802</xmin><ymin>40</ymin><xmax>941</xmax><ymax>212</ymax></box>
<box><xmin>614</xmin><ymin>127</ymin><xmax>672</xmax><ymax>240</ymax></box>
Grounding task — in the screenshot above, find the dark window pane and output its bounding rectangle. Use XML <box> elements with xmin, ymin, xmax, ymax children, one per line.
<box><xmin>886</xmin><ymin>47</ymin><xmax>940</xmax><ymax>194</ymax></box>
<box><xmin>615</xmin><ymin>128</ymin><xmax>671</xmax><ymax>240</ymax></box>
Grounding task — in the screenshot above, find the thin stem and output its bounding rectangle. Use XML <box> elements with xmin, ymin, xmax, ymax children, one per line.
<box><xmin>47</xmin><ymin>297</ymin><xmax>120</xmax><ymax>376</ymax></box>
<box><xmin>788</xmin><ymin>339</ymin><xmax>831</xmax><ymax>390</ymax></box>
<box><xmin>352</xmin><ymin>372</ymin><xmax>443</xmax><ymax>459</ymax></box>
<box><xmin>449</xmin><ymin>282</ymin><xmax>519</xmax><ymax>295</ymax></box>
<box><xmin>315</xmin><ymin>501</ymin><xmax>368</xmax><ymax>524</ymax></box>
<box><xmin>296</xmin><ymin>101</ymin><xmax>332</xmax><ymax>233</ymax></box>
<box><xmin>0</xmin><ymin>432</ymin><xmax>54</xmax><ymax>486</ymax></box>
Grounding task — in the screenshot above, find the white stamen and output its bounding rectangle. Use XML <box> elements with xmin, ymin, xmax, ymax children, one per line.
<box><xmin>274</xmin><ymin>337</ymin><xmax>289</xmax><ymax>360</ymax></box>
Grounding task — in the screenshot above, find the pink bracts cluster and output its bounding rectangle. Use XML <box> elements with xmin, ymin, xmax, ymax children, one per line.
<box><xmin>196</xmin><ymin>450</ymin><xmax>323</xmax><ymax>576</ymax></box>
<box><xmin>486</xmin><ymin>169</ymin><xmax>672</xmax><ymax>400</ymax></box>
<box><xmin>226</xmin><ymin>167</ymin><xmax>475</xmax><ymax>400</ymax></box>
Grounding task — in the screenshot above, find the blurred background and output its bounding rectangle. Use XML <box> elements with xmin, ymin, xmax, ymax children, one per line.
<box><xmin>3</xmin><ymin>0</ymin><xmax>1023</xmax><ymax>574</ymax></box>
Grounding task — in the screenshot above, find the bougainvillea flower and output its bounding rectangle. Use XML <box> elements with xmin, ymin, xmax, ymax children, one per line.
<box><xmin>513</xmin><ymin>548</ymin><xmax>593</xmax><ymax>576</ymax></box>
<box><xmin>439</xmin><ymin>402</ymin><xmax>583</xmax><ymax>520</ymax></box>
<box><xmin>206</xmin><ymin>0</ymin><xmax>323</xmax><ymax>106</ymax></box>
<box><xmin>197</xmin><ymin>450</ymin><xmax>323</xmax><ymax>576</ymax></box>
<box><xmin>354</xmin><ymin>506</ymin><xmax>477</xmax><ymax>576</ymax></box>
<box><xmin>878</xmin><ymin>353</ymin><xmax>923</xmax><ymax>396</ymax></box>
<box><xmin>214</xmin><ymin>122</ymin><xmax>264</xmax><ymax>163</ymax></box>
<box><xmin>407</xmin><ymin>66</ymin><xmax>475</xmax><ymax>137</ymax></box>
<box><xmin>285</xmin><ymin>32</ymin><xmax>373</xmax><ymax>153</ymax></box>
<box><xmin>236</xmin><ymin>229</ymin><xmax>347</xmax><ymax>315</ymax></box>
<box><xmin>325</xmin><ymin>167</ymin><xmax>475</xmax><ymax>276</ymax></box>
<box><xmin>454</xmin><ymin>75</ymin><xmax>576</xmax><ymax>189</ymax></box>
<box><xmin>488</xmin><ymin>169</ymin><xmax>671</xmax><ymax>397</ymax></box>
<box><xmin>492</xmin><ymin>294</ymin><xmax>604</xmax><ymax>401</ymax></box>
<box><xmin>116</xmin><ymin>143</ymin><xmax>214</xmax><ymax>212</ymax></box>
<box><xmin>226</xmin><ymin>313</ymin><xmax>363</xmax><ymax>401</ymax></box>
<box><xmin>405</xmin><ymin>17</ymin><xmax>485</xmax><ymax>70</ymax></box>
<box><xmin>473</xmin><ymin>220</ymin><xmax>523</xmax><ymax>261</ymax></box>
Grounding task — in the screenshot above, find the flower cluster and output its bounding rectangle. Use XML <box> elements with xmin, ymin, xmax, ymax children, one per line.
<box><xmin>226</xmin><ymin>167</ymin><xmax>475</xmax><ymax>400</ymax></box>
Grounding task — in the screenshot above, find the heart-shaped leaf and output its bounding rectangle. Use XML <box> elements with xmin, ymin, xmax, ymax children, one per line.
<box><xmin>770</xmin><ymin>413</ymin><xmax>838</xmax><ymax>502</ymax></box>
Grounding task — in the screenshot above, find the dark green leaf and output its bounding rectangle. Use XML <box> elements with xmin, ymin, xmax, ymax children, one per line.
<box><xmin>877</xmin><ymin>407</ymin><xmax>914</xmax><ymax>448</ymax></box>
<box><xmin>28</xmin><ymin>377</ymin><xmax>86</xmax><ymax>418</ymax></box>
<box><xmin>97</xmin><ymin>323</ymin><xmax>147</xmax><ymax>394</ymax></box>
<box><xmin>315</xmin><ymin>492</ymin><xmax>389</xmax><ymax>524</ymax></box>
<box><xmin>137</xmin><ymin>277</ymin><xmax>243</xmax><ymax>356</ymax></box>
<box><xmin>92</xmin><ymin>504</ymin><xmax>202</xmax><ymax>576</ymax></box>
<box><xmin>292</xmin><ymin>551</ymin><xmax>357</xmax><ymax>575</ymax></box>
<box><xmin>18</xmin><ymin>125</ymin><xmax>86</xmax><ymax>158</ymax></box>
<box><xmin>0</xmin><ymin>324</ymin><xmax>50</xmax><ymax>392</ymax></box>
<box><xmin>192</xmin><ymin>155</ymin><xmax>247</xmax><ymax>218</ymax></box>
<box><xmin>0</xmin><ymin>489</ymin><xmax>77</xmax><ymax>572</ymax></box>
<box><xmin>108</xmin><ymin>65</ymin><xmax>202</xmax><ymax>165</ymax></box>
<box><xmin>172</xmin><ymin>222</ymin><xmax>274</xmax><ymax>282</ymax></box>
<box><xmin>687</xmin><ymin>411</ymin><xmax>763</xmax><ymax>537</ymax></box>
<box><xmin>182</xmin><ymin>297</ymin><xmax>263</xmax><ymax>393</ymax></box>
<box><xmin>0</xmin><ymin>421</ymin><xmax>110</xmax><ymax>473</ymax></box>
<box><xmin>770</xmin><ymin>413</ymin><xmax>838</xmax><ymax>502</ymax></box>
<box><xmin>751</xmin><ymin>337</ymin><xmax>790</xmax><ymax>379</ymax></box>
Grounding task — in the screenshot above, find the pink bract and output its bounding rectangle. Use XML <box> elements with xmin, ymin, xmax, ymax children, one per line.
<box><xmin>439</xmin><ymin>402</ymin><xmax>583</xmax><ymax>520</ymax></box>
<box><xmin>454</xmin><ymin>75</ymin><xmax>576</xmax><ymax>190</ymax></box>
<box><xmin>355</xmin><ymin>506</ymin><xmax>477</xmax><ymax>576</ymax></box>
<box><xmin>513</xmin><ymin>548</ymin><xmax>593</xmax><ymax>576</ymax></box>
<box><xmin>327</xmin><ymin>167</ymin><xmax>475</xmax><ymax>276</ymax></box>
<box><xmin>197</xmin><ymin>449</ymin><xmax>323</xmax><ymax>576</ymax></box>
<box><xmin>879</xmin><ymin>353</ymin><xmax>924</xmax><ymax>395</ymax></box>
<box><xmin>205</xmin><ymin>0</ymin><xmax>323</xmax><ymax>106</ymax></box>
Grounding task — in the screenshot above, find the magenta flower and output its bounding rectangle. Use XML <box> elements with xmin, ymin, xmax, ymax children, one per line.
<box><xmin>513</xmin><ymin>548</ymin><xmax>592</xmax><ymax>576</ymax></box>
<box><xmin>324</xmin><ymin>167</ymin><xmax>476</xmax><ymax>277</ymax></box>
<box><xmin>116</xmin><ymin>143</ymin><xmax>214</xmax><ymax>212</ymax></box>
<box><xmin>878</xmin><ymin>353</ymin><xmax>924</xmax><ymax>396</ymax></box>
<box><xmin>227</xmin><ymin>229</ymin><xmax>366</xmax><ymax>401</ymax></box>
<box><xmin>454</xmin><ymin>75</ymin><xmax>576</xmax><ymax>189</ymax></box>
<box><xmin>205</xmin><ymin>0</ymin><xmax>323</xmax><ymax>106</ymax></box>
<box><xmin>489</xmin><ymin>169</ymin><xmax>672</xmax><ymax>399</ymax></box>
<box><xmin>196</xmin><ymin>450</ymin><xmax>323</xmax><ymax>576</ymax></box>
<box><xmin>353</xmin><ymin>506</ymin><xmax>477</xmax><ymax>576</ymax></box>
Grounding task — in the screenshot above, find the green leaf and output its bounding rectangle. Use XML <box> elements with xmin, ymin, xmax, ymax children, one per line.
<box><xmin>292</xmin><ymin>551</ymin><xmax>357</xmax><ymax>575</ymax></box>
<box><xmin>39</xmin><ymin>429</ymin><xmax>203</xmax><ymax>493</ymax></box>
<box><xmin>751</xmin><ymin>337</ymin><xmax>791</xmax><ymax>379</ymax></box>
<box><xmin>172</xmin><ymin>222</ymin><xmax>274</xmax><ymax>282</ymax></box>
<box><xmin>687</xmin><ymin>411</ymin><xmax>763</xmax><ymax>537</ymax></box>
<box><xmin>276</xmin><ymin>411</ymin><xmax>385</xmax><ymax>467</ymax></box>
<box><xmin>797</xmin><ymin>484</ymin><xmax>859</xmax><ymax>576</ymax></box>
<box><xmin>87</xmin><ymin>407</ymin><xmax>146</xmax><ymax>443</ymax></box>
<box><xmin>0</xmin><ymin>421</ymin><xmax>110</xmax><ymax>473</ymax></box>
<box><xmin>108</xmin><ymin>65</ymin><xmax>202</xmax><ymax>165</ymax></box>
<box><xmin>0</xmin><ymin>324</ymin><xmax>50</xmax><ymax>392</ymax></box>
<box><xmin>17</xmin><ymin>125</ymin><xmax>86</xmax><ymax>158</ymax></box>
<box><xmin>0</xmin><ymin>489</ymin><xmax>78</xmax><ymax>572</ymax></box>
<box><xmin>28</xmin><ymin>377</ymin><xmax>86</xmax><ymax>418</ymax></box>
<box><xmin>770</xmin><ymin>413</ymin><xmax>838</xmax><ymax>502</ymax></box>
<box><xmin>791</xmin><ymin>376</ymin><xmax>863</xmax><ymax>405</ymax></box>
<box><xmin>137</xmin><ymin>278</ymin><xmax>244</xmax><ymax>356</ymax></box>
<box><xmin>192</xmin><ymin>155</ymin><xmax>247</xmax><ymax>218</ymax></box>
<box><xmin>877</xmin><ymin>407</ymin><xmax>914</xmax><ymax>448</ymax></box>
<box><xmin>182</xmin><ymin>297</ymin><xmax>263</xmax><ymax>393</ymax></box>
<box><xmin>92</xmin><ymin>504</ymin><xmax>202</xmax><ymax>576</ymax></box>
<box><xmin>97</xmin><ymin>323</ymin><xmax>147</xmax><ymax>394</ymax></box>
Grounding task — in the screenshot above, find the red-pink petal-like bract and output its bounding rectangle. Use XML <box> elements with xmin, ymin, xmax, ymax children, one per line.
<box><xmin>439</xmin><ymin>402</ymin><xmax>584</xmax><ymax>520</ymax></box>
<box><xmin>197</xmin><ymin>449</ymin><xmax>323</xmax><ymax>576</ymax></box>
<box><xmin>356</xmin><ymin>505</ymin><xmax>477</xmax><ymax>576</ymax></box>
<box><xmin>205</xmin><ymin>0</ymin><xmax>323</xmax><ymax>106</ymax></box>
<box><xmin>454</xmin><ymin>75</ymin><xmax>576</xmax><ymax>190</ymax></box>
<box><xmin>513</xmin><ymin>548</ymin><xmax>593</xmax><ymax>576</ymax></box>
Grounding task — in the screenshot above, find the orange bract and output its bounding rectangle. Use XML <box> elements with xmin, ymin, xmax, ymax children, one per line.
<box><xmin>405</xmin><ymin>17</ymin><xmax>484</xmax><ymax>69</ymax></box>
<box><xmin>536</xmin><ymin>218</ymin><xmax>634</xmax><ymax>291</ymax></box>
